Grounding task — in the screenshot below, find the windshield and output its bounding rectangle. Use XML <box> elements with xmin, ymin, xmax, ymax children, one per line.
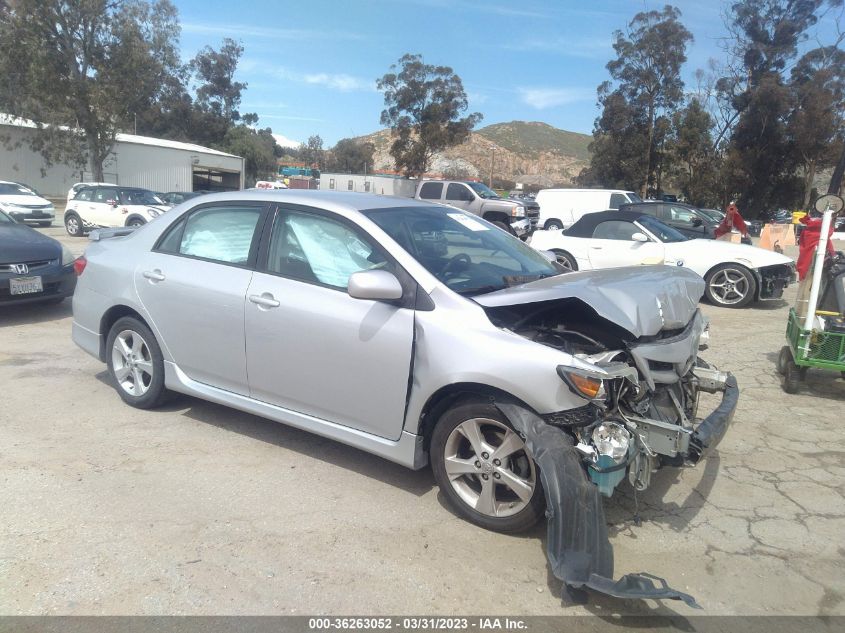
<box><xmin>697</xmin><ymin>208</ymin><xmax>724</xmax><ymax>222</ymax></box>
<box><xmin>364</xmin><ymin>205</ymin><xmax>561</xmax><ymax>296</ymax></box>
<box><xmin>0</xmin><ymin>183</ymin><xmax>37</xmax><ymax>197</ymax></box>
<box><xmin>627</xmin><ymin>192</ymin><xmax>643</xmax><ymax>203</ymax></box>
<box><xmin>466</xmin><ymin>182</ymin><xmax>500</xmax><ymax>199</ymax></box>
<box><xmin>636</xmin><ymin>215</ymin><xmax>689</xmax><ymax>243</ymax></box>
<box><xmin>122</xmin><ymin>189</ymin><xmax>164</xmax><ymax>205</ymax></box>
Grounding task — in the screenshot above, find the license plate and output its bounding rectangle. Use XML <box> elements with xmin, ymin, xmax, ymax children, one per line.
<box><xmin>10</xmin><ymin>276</ymin><xmax>43</xmax><ymax>295</ymax></box>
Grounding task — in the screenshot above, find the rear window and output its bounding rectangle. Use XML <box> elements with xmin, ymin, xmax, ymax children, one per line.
<box><xmin>418</xmin><ymin>182</ymin><xmax>443</xmax><ymax>200</ymax></box>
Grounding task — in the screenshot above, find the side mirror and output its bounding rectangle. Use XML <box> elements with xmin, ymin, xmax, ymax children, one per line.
<box><xmin>348</xmin><ymin>270</ymin><xmax>403</xmax><ymax>302</ymax></box>
<box><xmin>691</xmin><ymin>217</ymin><xmax>703</xmax><ymax>227</ymax></box>
<box><xmin>631</xmin><ymin>232</ymin><xmax>649</xmax><ymax>243</ymax></box>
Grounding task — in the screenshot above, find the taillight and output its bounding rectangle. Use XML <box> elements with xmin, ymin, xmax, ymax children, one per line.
<box><xmin>73</xmin><ymin>256</ymin><xmax>87</xmax><ymax>276</ymax></box>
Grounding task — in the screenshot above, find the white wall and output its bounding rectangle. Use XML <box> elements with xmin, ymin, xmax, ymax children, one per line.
<box><xmin>319</xmin><ymin>173</ymin><xmax>417</xmax><ymax>197</ymax></box>
<box><xmin>0</xmin><ymin>124</ymin><xmax>243</xmax><ymax>197</ymax></box>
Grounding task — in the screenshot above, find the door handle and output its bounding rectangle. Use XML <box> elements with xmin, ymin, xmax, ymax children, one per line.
<box><xmin>143</xmin><ymin>269</ymin><xmax>165</xmax><ymax>282</ymax></box>
<box><xmin>249</xmin><ymin>293</ymin><xmax>280</xmax><ymax>308</ymax></box>
<box><xmin>590</xmin><ymin>246</ymin><xmax>603</xmax><ymax>250</ymax></box>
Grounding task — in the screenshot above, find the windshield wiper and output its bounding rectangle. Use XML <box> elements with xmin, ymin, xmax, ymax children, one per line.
<box><xmin>454</xmin><ymin>285</ymin><xmax>505</xmax><ymax>296</ymax></box>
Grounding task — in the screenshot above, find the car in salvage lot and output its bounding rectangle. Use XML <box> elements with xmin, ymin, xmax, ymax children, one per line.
<box><xmin>64</xmin><ymin>185</ymin><xmax>168</xmax><ymax>236</ymax></box>
<box><xmin>0</xmin><ymin>180</ymin><xmax>56</xmax><ymax>227</ymax></box>
<box><xmin>530</xmin><ymin>210</ymin><xmax>795</xmax><ymax>308</ymax></box>
<box><xmin>70</xmin><ymin>190</ymin><xmax>736</xmax><ymax>605</ymax></box>
<box><xmin>0</xmin><ymin>209</ymin><xmax>76</xmax><ymax>305</ymax></box>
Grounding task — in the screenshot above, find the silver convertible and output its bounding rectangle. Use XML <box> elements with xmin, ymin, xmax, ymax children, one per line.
<box><xmin>72</xmin><ymin>191</ymin><xmax>737</xmax><ymax>604</ymax></box>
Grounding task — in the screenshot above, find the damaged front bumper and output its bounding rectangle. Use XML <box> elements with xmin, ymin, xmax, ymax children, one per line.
<box><xmin>756</xmin><ymin>262</ymin><xmax>796</xmax><ymax>300</ymax></box>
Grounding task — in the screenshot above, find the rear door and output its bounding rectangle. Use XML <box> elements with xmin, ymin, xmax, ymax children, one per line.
<box><xmin>134</xmin><ymin>202</ymin><xmax>268</xmax><ymax>395</ymax></box>
<box><xmin>586</xmin><ymin>219</ymin><xmax>665</xmax><ymax>269</ymax></box>
<box><xmin>244</xmin><ymin>206</ymin><xmax>415</xmax><ymax>440</ymax></box>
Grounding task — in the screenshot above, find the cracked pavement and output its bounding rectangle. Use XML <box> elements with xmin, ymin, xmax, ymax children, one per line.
<box><xmin>0</xmin><ymin>230</ymin><xmax>843</xmax><ymax>616</ymax></box>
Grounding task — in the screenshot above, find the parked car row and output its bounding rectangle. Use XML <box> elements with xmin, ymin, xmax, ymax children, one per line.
<box><xmin>0</xmin><ymin>180</ymin><xmax>56</xmax><ymax>227</ymax></box>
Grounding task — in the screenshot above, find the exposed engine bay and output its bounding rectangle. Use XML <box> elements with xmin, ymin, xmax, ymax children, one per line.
<box><xmin>485</xmin><ymin>297</ymin><xmax>736</xmax><ymax>499</ymax></box>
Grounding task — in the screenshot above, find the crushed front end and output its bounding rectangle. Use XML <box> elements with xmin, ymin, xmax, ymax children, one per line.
<box><xmin>549</xmin><ymin>310</ymin><xmax>738</xmax><ymax>498</ymax></box>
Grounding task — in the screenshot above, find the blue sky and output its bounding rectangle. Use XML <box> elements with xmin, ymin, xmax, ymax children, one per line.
<box><xmin>175</xmin><ymin>0</ymin><xmax>843</xmax><ymax>148</ymax></box>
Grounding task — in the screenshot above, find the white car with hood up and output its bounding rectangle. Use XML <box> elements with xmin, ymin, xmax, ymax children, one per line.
<box><xmin>530</xmin><ymin>209</ymin><xmax>795</xmax><ymax>308</ymax></box>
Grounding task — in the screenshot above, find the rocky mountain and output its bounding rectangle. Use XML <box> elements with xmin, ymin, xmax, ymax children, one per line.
<box><xmin>356</xmin><ymin>121</ymin><xmax>592</xmax><ymax>187</ymax></box>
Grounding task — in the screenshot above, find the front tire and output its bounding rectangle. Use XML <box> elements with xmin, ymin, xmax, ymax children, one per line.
<box><xmin>783</xmin><ymin>358</ymin><xmax>802</xmax><ymax>394</ymax></box>
<box><xmin>430</xmin><ymin>398</ymin><xmax>544</xmax><ymax>533</ymax></box>
<box><xmin>777</xmin><ymin>346</ymin><xmax>791</xmax><ymax>375</ymax></box>
<box><xmin>704</xmin><ymin>264</ymin><xmax>756</xmax><ymax>308</ymax></box>
<box><xmin>492</xmin><ymin>221</ymin><xmax>515</xmax><ymax>235</ymax></box>
<box><xmin>106</xmin><ymin>316</ymin><xmax>168</xmax><ymax>409</ymax></box>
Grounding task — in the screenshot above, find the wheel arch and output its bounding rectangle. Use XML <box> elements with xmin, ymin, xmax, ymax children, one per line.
<box><xmin>416</xmin><ymin>383</ymin><xmax>533</xmax><ymax>452</ymax></box>
<box><xmin>98</xmin><ymin>305</ymin><xmax>153</xmax><ymax>362</ymax></box>
<box><xmin>482</xmin><ymin>210</ymin><xmax>509</xmax><ymax>224</ymax></box>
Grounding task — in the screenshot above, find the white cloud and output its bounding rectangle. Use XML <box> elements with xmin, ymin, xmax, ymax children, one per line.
<box><xmin>504</xmin><ymin>36</ymin><xmax>613</xmax><ymax>59</ymax></box>
<box><xmin>518</xmin><ymin>87</ymin><xmax>594</xmax><ymax>110</ymax></box>
<box><xmin>270</xmin><ymin>67</ymin><xmax>376</xmax><ymax>93</ymax></box>
<box><xmin>271</xmin><ymin>133</ymin><xmax>301</xmax><ymax>149</ymax></box>
<box><xmin>182</xmin><ymin>22</ymin><xmax>363</xmax><ymax>42</ymax></box>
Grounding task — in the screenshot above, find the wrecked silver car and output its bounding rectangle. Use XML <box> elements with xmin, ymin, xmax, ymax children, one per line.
<box><xmin>72</xmin><ymin>193</ymin><xmax>736</xmax><ymax>607</ymax></box>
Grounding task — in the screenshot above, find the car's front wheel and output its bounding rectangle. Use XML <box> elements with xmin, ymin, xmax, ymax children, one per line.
<box><xmin>430</xmin><ymin>398</ymin><xmax>544</xmax><ymax>533</ymax></box>
<box><xmin>551</xmin><ymin>249</ymin><xmax>578</xmax><ymax>271</ymax></box>
<box><xmin>106</xmin><ymin>316</ymin><xmax>168</xmax><ymax>409</ymax></box>
<box><xmin>704</xmin><ymin>264</ymin><xmax>756</xmax><ymax>308</ymax></box>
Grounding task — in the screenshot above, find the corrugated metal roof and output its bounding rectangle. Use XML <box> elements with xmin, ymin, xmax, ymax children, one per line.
<box><xmin>0</xmin><ymin>113</ymin><xmax>240</xmax><ymax>159</ymax></box>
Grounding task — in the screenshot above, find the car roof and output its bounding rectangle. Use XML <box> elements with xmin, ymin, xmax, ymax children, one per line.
<box><xmin>175</xmin><ymin>190</ymin><xmax>443</xmax><ymax>219</ymax></box>
<box><xmin>563</xmin><ymin>209</ymin><xmax>648</xmax><ymax>238</ymax></box>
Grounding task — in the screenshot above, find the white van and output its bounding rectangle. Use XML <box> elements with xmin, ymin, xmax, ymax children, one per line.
<box><xmin>535</xmin><ymin>189</ymin><xmax>642</xmax><ymax>230</ymax></box>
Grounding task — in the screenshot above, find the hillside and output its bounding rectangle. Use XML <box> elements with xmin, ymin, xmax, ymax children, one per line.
<box><xmin>476</xmin><ymin>121</ymin><xmax>591</xmax><ymax>162</ymax></box>
<box><xmin>354</xmin><ymin>121</ymin><xmax>592</xmax><ymax>187</ymax></box>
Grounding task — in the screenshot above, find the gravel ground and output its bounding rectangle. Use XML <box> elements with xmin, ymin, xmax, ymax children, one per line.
<box><xmin>0</xmin><ymin>225</ymin><xmax>843</xmax><ymax>617</ymax></box>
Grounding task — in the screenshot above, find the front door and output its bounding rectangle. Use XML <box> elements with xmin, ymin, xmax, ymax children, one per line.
<box><xmin>134</xmin><ymin>202</ymin><xmax>267</xmax><ymax>395</ymax></box>
<box><xmin>244</xmin><ymin>207</ymin><xmax>415</xmax><ymax>440</ymax></box>
<box><xmin>444</xmin><ymin>183</ymin><xmax>474</xmax><ymax>211</ymax></box>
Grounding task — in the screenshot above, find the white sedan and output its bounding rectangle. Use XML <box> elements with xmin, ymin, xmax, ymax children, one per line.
<box><xmin>530</xmin><ymin>210</ymin><xmax>795</xmax><ymax>308</ymax></box>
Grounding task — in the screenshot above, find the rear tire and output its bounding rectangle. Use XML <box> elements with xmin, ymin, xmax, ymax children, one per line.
<box><xmin>430</xmin><ymin>398</ymin><xmax>544</xmax><ymax>534</ymax></box>
<box><xmin>782</xmin><ymin>358</ymin><xmax>802</xmax><ymax>394</ymax></box>
<box><xmin>777</xmin><ymin>346</ymin><xmax>791</xmax><ymax>375</ymax></box>
<box><xmin>64</xmin><ymin>213</ymin><xmax>83</xmax><ymax>237</ymax></box>
<box><xmin>551</xmin><ymin>249</ymin><xmax>578</xmax><ymax>272</ymax></box>
<box><xmin>127</xmin><ymin>217</ymin><xmax>146</xmax><ymax>228</ymax></box>
<box><xmin>106</xmin><ymin>316</ymin><xmax>168</xmax><ymax>409</ymax></box>
<box><xmin>544</xmin><ymin>219</ymin><xmax>563</xmax><ymax>231</ymax></box>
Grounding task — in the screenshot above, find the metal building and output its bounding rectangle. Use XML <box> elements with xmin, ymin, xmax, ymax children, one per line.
<box><xmin>0</xmin><ymin>115</ymin><xmax>245</xmax><ymax>198</ymax></box>
<box><xmin>319</xmin><ymin>173</ymin><xmax>417</xmax><ymax>197</ymax></box>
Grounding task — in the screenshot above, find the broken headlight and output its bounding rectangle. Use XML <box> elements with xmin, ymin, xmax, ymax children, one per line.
<box><xmin>592</xmin><ymin>422</ymin><xmax>630</xmax><ymax>463</ymax></box>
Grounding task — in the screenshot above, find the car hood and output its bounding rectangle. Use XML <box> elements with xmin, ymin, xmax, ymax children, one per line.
<box><xmin>0</xmin><ymin>223</ymin><xmax>61</xmax><ymax>263</ymax></box>
<box><xmin>684</xmin><ymin>239</ymin><xmax>794</xmax><ymax>267</ymax></box>
<box><xmin>473</xmin><ymin>265</ymin><xmax>705</xmax><ymax>338</ymax></box>
<box><xmin>0</xmin><ymin>194</ymin><xmax>53</xmax><ymax>207</ymax></box>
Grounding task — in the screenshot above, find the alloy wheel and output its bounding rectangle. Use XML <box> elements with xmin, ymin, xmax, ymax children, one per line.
<box><xmin>443</xmin><ymin>417</ymin><xmax>537</xmax><ymax>518</ymax></box>
<box><xmin>111</xmin><ymin>330</ymin><xmax>154</xmax><ymax>396</ymax></box>
<box><xmin>66</xmin><ymin>216</ymin><xmax>80</xmax><ymax>235</ymax></box>
<box><xmin>708</xmin><ymin>267</ymin><xmax>750</xmax><ymax>305</ymax></box>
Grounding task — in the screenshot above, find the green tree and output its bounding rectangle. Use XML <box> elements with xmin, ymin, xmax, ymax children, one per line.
<box><xmin>605</xmin><ymin>5</ymin><xmax>693</xmax><ymax>196</ymax></box>
<box><xmin>716</xmin><ymin>0</ymin><xmax>838</xmax><ymax>215</ymax></box>
<box><xmin>787</xmin><ymin>46</ymin><xmax>845</xmax><ymax>207</ymax></box>
<box><xmin>667</xmin><ymin>99</ymin><xmax>722</xmax><ymax>206</ymax></box>
<box><xmin>0</xmin><ymin>0</ymin><xmax>181</xmax><ymax>180</ymax></box>
<box><xmin>377</xmin><ymin>53</ymin><xmax>482</xmax><ymax>177</ymax></box>
<box><xmin>324</xmin><ymin>138</ymin><xmax>374</xmax><ymax>173</ymax></box>
<box><xmin>578</xmin><ymin>87</ymin><xmax>649</xmax><ymax>189</ymax></box>
<box><xmin>298</xmin><ymin>135</ymin><xmax>324</xmax><ymax>168</ymax></box>
<box><xmin>222</xmin><ymin>126</ymin><xmax>278</xmax><ymax>187</ymax></box>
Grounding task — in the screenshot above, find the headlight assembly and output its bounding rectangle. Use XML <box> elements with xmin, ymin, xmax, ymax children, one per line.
<box><xmin>511</xmin><ymin>205</ymin><xmax>525</xmax><ymax>217</ymax></box>
<box><xmin>591</xmin><ymin>422</ymin><xmax>631</xmax><ymax>462</ymax></box>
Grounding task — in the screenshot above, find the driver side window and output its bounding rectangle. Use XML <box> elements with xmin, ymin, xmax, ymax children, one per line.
<box><xmin>266</xmin><ymin>211</ymin><xmax>391</xmax><ymax>290</ymax></box>
<box><xmin>593</xmin><ymin>220</ymin><xmax>639</xmax><ymax>241</ymax></box>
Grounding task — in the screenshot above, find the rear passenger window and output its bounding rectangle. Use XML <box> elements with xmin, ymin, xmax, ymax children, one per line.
<box><xmin>169</xmin><ymin>206</ymin><xmax>262</xmax><ymax>265</ymax></box>
<box><xmin>446</xmin><ymin>184</ymin><xmax>472</xmax><ymax>201</ymax></box>
<box><xmin>75</xmin><ymin>189</ymin><xmax>92</xmax><ymax>202</ymax></box>
<box><xmin>418</xmin><ymin>182</ymin><xmax>443</xmax><ymax>200</ymax></box>
<box><xmin>609</xmin><ymin>193</ymin><xmax>627</xmax><ymax>209</ymax></box>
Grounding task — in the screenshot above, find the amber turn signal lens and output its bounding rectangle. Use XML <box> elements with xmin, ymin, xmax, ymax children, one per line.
<box><xmin>568</xmin><ymin>373</ymin><xmax>603</xmax><ymax>399</ymax></box>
